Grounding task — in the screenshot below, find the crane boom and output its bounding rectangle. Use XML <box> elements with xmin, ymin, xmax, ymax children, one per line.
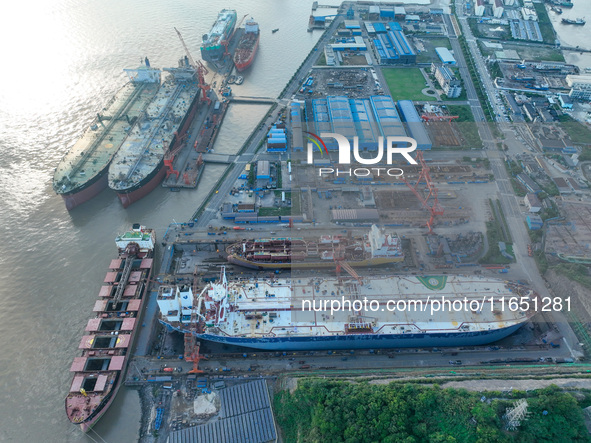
<box><xmin>222</xmin><ymin>14</ymin><xmax>249</xmax><ymax>58</ymax></box>
<box><xmin>174</xmin><ymin>27</ymin><xmax>212</xmax><ymax>104</ymax></box>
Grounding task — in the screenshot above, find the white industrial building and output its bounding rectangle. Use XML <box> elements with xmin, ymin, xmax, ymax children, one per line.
<box><xmin>431</xmin><ymin>63</ymin><xmax>462</xmax><ymax>98</ymax></box>
<box><xmin>157</xmin><ymin>285</ymin><xmax>194</xmax><ymax>324</ymax></box>
<box><xmin>494</xmin><ymin>0</ymin><xmax>504</xmax><ymax>18</ymax></box>
<box><xmin>524</xmin><ymin>193</ymin><xmax>542</xmax><ymax>213</ymax></box>
<box><xmin>475</xmin><ymin>0</ymin><xmax>485</xmax><ymax>16</ymax></box>
<box><xmin>521</xmin><ymin>2</ymin><xmax>538</xmax><ymax>20</ymax></box>
<box><xmin>566</xmin><ymin>75</ymin><xmax>591</xmax><ymax>101</ymax></box>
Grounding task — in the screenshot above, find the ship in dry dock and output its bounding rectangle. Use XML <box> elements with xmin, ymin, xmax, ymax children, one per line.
<box><xmin>65</xmin><ymin>225</ymin><xmax>155</xmax><ymax>432</ymax></box>
<box><xmin>226</xmin><ymin>225</ymin><xmax>404</xmax><ymax>269</ymax></box>
<box><xmin>52</xmin><ymin>59</ymin><xmax>161</xmax><ymax>210</ymax></box>
<box><xmin>158</xmin><ymin>268</ymin><xmax>538</xmax><ymax>351</ymax></box>
<box><xmin>108</xmin><ymin>58</ymin><xmax>200</xmax><ymax>207</ymax></box>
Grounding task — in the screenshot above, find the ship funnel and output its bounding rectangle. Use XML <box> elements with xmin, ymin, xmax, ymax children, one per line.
<box><xmin>145</xmin><ymin>57</ymin><xmax>150</xmax><ymax>67</ymax></box>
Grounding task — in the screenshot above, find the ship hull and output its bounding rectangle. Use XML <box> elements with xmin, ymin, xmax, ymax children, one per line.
<box><xmin>112</xmin><ymin>86</ymin><xmax>200</xmax><ymax>207</ymax></box>
<box><xmin>226</xmin><ymin>253</ymin><xmax>404</xmax><ymax>269</ymax></box>
<box><xmin>60</xmin><ymin>170</ymin><xmax>109</xmax><ymax>211</ymax></box>
<box><xmin>162</xmin><ymin>322</ymin><xmax>525</xmax><ymax>351</ymax></box>
<box><xmin>234</xmin><ymin>33</ymin><xmax>260</xmax><ymax>72</ymax></box>
<box><xmin>117</xmin><ymin>161</ymin><xmax>166</xmax><ymax>208</ymax></box>
<box><xmin>66</xmin><ymin>228</ymin><xmax>155</xmax><ymax>431</ymax></box>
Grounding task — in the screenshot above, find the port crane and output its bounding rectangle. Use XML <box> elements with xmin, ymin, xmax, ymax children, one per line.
<box><xmin>184</xmin><ymin>265</ymin><xmax>208</xmax><ymax>374</ymax></box>
<box><xmin>221</xmin><ymin>14</ymin><xmax>249</xmax><ymax>58</ymax></box>
<box><xmin>174</xmin><ymin>27</ymin><xmax>212</xmax><ymax>105</ymax></box>
<box><xmin>400</xmin><ymin>150</ymin><xmax>444</xmax><ymax>234</ymax></box>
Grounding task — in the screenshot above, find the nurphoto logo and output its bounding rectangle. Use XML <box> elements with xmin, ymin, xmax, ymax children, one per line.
<box><xmin>305</xmin><ymin>132</ymin><xmax>418</xmax><ymax>177</ymax></box>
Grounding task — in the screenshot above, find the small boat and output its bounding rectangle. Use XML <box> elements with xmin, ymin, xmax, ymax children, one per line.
<box><xmin>235</xmin><ymin>76</ymin><xmax>244</xmax><ymax>85</ymax></box>
<box><xmin>562</xmin><ymin>18</ymin><xmax>586</xmax><ymax>25</ymax></box>
<box><xmin>551</xmin><ymin>6</ymin><xmax>563</xmax><ymax>14</ymax></box>
<box><xmin>272</xmin><ymin>28</ymin><xmax>279</xmax><ymax>33</ymax></box>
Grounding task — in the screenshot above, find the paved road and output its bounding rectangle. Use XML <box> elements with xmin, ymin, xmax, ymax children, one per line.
<box><xmin>449</xmin><ymin>2</ymin><xmax>582</xmax><ymax>358</ymax></box>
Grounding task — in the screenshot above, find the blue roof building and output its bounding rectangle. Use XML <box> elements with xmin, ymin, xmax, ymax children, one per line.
<box><xmin>373</xmin><ymin>27</ymin><xmax>416</xmax><ymax>65</ymax></box>
<box><xmin>435</xmin><ymin>47</ymin><xmax>456</xmax><ymax>65</ymax></box>
<box><xmin>397</xmin><ymin>100</ymin><xmax>432</xmax><ymax>150</ymax></box>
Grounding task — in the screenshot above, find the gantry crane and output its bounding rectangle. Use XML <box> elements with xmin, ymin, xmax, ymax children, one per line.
<box><xmin>174</xmin><ymin>27</ymin><xmax>212</xmax><ymax>105</ymax></box>
<box><xmin>221</xmin><ymin>14</ymin><xmax>249</xmax><ymax>58</ymax></box>
<box><xmin>183</xmin><ymin>265</ymin><xmax>207</xmax><ymax>373</ymax></box>
<box><xmin>400</xmin><ymin>150</ymin><xmax>444</xmax><ymax>234</ymax></box>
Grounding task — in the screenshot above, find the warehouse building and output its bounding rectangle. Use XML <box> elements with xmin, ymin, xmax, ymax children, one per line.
<box><xmin>290</xmin><ymin>102</ymin><xmax>304</xmax><ymax>152</ymax></box>
<box><xmin>566</xmin><ymin>75</ymin><xmax>591</xmax><ymax>101</ymax></box>
<box><xmin>435</xmin><ymin>47</ymin><xmax>456</xmax><ymax>65</ymax></box>
<box><xmin>373</xmin><ymin>26</ymin><xmax>416</xmax><ymax>65</ymax></box>
<box><xmin>305</xmin><ymin>95</ymin><xmax>407</xmax><ymax>153</ymax></box>
<box><xmin>397</xmin><ymin>100</ymin><xmax>432</xmax><ymax>150</ymax></box>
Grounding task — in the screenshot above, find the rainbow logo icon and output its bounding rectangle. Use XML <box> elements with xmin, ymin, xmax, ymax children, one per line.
<box><xmin>303</xmin><ymin>131</ymin><xmax>328</xmax><ymax>155</ymax></box>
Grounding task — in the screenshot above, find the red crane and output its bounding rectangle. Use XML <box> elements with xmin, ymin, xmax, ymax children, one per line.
<box><xmin>174</xmin><ymin>27</ymin><xmax>212</xmax><ymax>105</ymax></box>
<box><xmin>421</xmin><ymin>114</ymin><xmax>459</xmax><ymax>122</ymax></box>
<box><xmin>400</xmin><ymin>150</ymin><xmax>444</xmax><ymax>234</ymax></box>
<box><xmin>221</xmin><ymin>14</ymin><xmax>249</xmax><ymax>58</ymax></box>
<box><xmin>184</xmin><ymin>265</ymin><xmax>207</xmax><ymax>373</ymax></box>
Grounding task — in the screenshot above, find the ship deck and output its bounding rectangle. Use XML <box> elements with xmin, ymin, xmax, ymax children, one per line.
<box><xmin>54</xmin><ymin>81</ymin><xmax>160</xmax><ymax>194</ymax></box>
<box><xmin>108</xmin><ymin>75</ymin><xmax>199</xmax><ymax>191</ymax></box>
<box><xmin>203</xmin><ymin>276</ymin><xmax>534</xmax><ymax>339</ymax></box>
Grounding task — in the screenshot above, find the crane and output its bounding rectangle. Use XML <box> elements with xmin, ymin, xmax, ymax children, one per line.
<box><xmin>221</xmin><ymin>14</ymin><xmax>249</xmax><ymax>58</ymax></box>
<box><xmin>174</xmin><ymin>27</ymin><xmax>212</xmax><ymax>105</ymax></box>
<box><xmin>183</xmin><ymin>265</ymin><xmax>208</xmax><ymax>374</ymax></box>
<box><xmin>333</xmin><ymin>245</ymin><xmax>363</xmax><ymax>285</ymax></box>
<box><xmin>400</xmin><ymin>150</ymin><xmax>444</xmax><ymax>234</ymax></box>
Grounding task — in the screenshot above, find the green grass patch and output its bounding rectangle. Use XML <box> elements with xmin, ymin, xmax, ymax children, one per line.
<box><xmin>554</xmin><ymin>263</ymin><xmax>591</xmax><ymax>291</ymax></box>
<box><xmin>534</xmin><ymin>3</ymin><xmax>557</xmax><ymax>45</ymax></box>
<box><xmin>557</xmin><ymin>115</ymin><xmax>591</xmax><ymax>146</ymax></box>
<box><xmin>258</xmin><ymin>207</ymin><xmax>292</xmax><ymax>216</ymax></box>
<box><xmin>382</xmin><ymin>68</ymin><xmax>435</xmax><ymax>101</ymax></box>
<box><xmin>446</xmin><ymin>105</ymin><xmax>474</xmax><ymax>122</ymax></box>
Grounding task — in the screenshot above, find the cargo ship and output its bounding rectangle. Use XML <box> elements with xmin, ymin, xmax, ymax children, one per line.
<box><xmin>108</xmin><ymin>59</ymin><xmax>200</xmax><ymax>207</ymax></box>
<box><xmin>561</xmin><ymin>18</ymin><xmax>586</xmax><ymax>25</ymax></box>
<box><xmin>201</xmin><ymin>9</ymin><xmax>237</xmax><ymax>64</ymax></box>
<box><xmin>53</xmin><ymin>59</ymin><xmax>161</xmax><ymax>210</ymax></box>
<box><xmin>233</xmin><ymin>19</ymin><xmax>260</xmax><ymax>72</ymax></box>
<box><xmin>65</xmin><ymin>225</ymin><xmax>155</xmax><ymax>432</ymax></box>
<box><xmin>226</xmin><ymin>225</ymin><xmax>404</xmax><ymax>269</ymax></box>
<box><xmin>158</xmin><ymin>269</ymin><xmax>538</xmax><ymax>351</ymax></box>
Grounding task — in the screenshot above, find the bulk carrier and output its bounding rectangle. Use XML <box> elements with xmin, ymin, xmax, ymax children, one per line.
<box><xmin>53</xmin><ymin>60</ymin><xmax>161</xmax><ymax>210</ymax></box>
<box><xmin>108</xmin><ymin>59</ymin><xmax>200</xmax><ymax>207</ymax></box>
<box><xmin>226</xmin><ymin>225</ymin><xmax>404</xmax><ymax>269</ymax></box>
<box><xmin>158</xmin><ymin>269</ymin><xmax>538</xmax><ymax>351</ymax></box>
<box><xmin>201</xmin><ymin>9</ymin><xmax>237</xmax><ymax>65</ymax></box>
<box><xmin>65</xmin><ymin>225</ymin><xmax>155</xmax><ymax>432</ymax></box>
<box><xmin>233</xmin><ymin>18</ymin><xmax>260</xmax><ymax>72</ymax></box>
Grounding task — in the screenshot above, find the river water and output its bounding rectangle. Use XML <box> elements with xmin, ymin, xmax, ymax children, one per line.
<box><xmin>6</xmin><ymin>0</ymin><xmax>587</xmax><ymax>442</ymax></box>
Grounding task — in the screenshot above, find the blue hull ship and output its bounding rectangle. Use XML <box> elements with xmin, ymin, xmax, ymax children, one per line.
<box><xmin>157</xmin><ymin>269</ymin><xmax>536</xmax><ymax>351</ymax></box>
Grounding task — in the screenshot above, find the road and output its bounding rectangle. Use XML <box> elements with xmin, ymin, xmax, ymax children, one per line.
<box><xmin>449</xmin><ymin>1</ymin><xmax>582</xmax><ymax>358</ymax></box>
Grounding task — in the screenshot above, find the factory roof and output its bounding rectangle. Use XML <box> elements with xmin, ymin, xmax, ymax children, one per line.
<box><xmin>397</xmin><ymin>100</ymin><xmax>432</xmax><ymax>150</ymax></box>
<box><xmin>168</xmin><ymin>380</ymin><xmax>276</xmax><ymax>443</ymax></box>
<box><xmin>344</xmin><ymin>20</ymin><xmax>361</xmax><ymax>29</ymax></box>
<box><xmin>435</xmin><ymin>47</ymin><xmax>456</xmax><ymax>64</ymax></box>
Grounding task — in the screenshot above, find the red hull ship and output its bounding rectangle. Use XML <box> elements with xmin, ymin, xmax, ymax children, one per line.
<box><xmin>65</xmin><ymin>225</ymin><xmax>155</xmax><ymax>432</ymax></box>
<box><xmin>234</xmin><ymin>19</ymin><xmax>260</xmax><ymax>72</ymax></box>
